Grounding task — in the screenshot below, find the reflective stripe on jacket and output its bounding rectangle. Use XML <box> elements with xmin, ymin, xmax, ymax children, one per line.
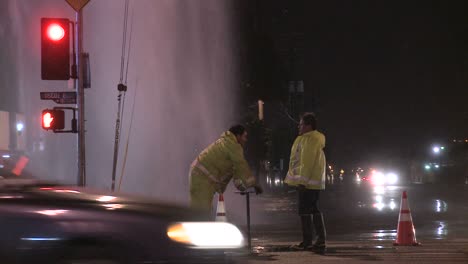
<box><xmin>285</xmin><ymin>130</ymin><xmax>326</xmax><ymax>190</ymax></box>
<box><xmin>190</xmin><ymin>131</ymin><xmax>256</xmax><ymax>193</ymax></box>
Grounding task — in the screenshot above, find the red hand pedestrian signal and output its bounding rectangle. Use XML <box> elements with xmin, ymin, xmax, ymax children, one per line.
<box><xmin>43</xmin><ymin>112</ymin><xmax>54</xmax><ymax>128</ymax></box>
<box><xmin>41</xmin><ymin>109</ymin><xmax>65</xmax><ymax>130</ymax></box>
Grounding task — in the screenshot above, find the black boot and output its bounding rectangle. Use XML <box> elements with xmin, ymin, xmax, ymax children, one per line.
<box><xmin>313</xmin><ymin>213</ymin><xmax>326</xmax><ymax>253</ymax></box>
<box><xmin>292</xmin><ymin>215</ymin><xmax>313</xmax><ymax>250</ymax></box>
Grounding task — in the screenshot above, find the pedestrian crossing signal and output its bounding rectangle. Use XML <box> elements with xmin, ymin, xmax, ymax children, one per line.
<box><xmin>42</xmin><ymin>109</ymin><xmax>65</xmax><ymax>130</ymax></box>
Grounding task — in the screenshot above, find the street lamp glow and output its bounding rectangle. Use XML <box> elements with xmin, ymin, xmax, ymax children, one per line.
<box><xmin>424</xmin><ymin>164</ymin><xmax>431</xmax><ymax>170</ymax></box>
<box><xmin>433</xmin><ymin>146</ymin><xmax>440</xmax><ymax>153</ymax></box>
<box><xmin>16</xmin><ymin>123</ymin><xmax>24</xmax><ymax>132</ymax></box>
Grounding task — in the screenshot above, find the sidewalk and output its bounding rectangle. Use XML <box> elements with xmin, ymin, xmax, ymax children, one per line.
<box><xmin>244</xmin><ymin>239</ymin><xmax>468</xmax><ymax>263</ymax></box>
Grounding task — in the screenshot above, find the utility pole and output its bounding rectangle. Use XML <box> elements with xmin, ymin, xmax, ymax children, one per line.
<box><xmin>76</xmin><ymin>9</ymin><xmax>86</xmax><ymax>186</ymax></box>
<box><xmin>66</xmin><ymin>0</ymin><xmax>91</xmax><ymax>186</ymax></box>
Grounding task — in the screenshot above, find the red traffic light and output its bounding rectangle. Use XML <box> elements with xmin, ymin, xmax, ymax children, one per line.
<box><xmin>41</xmin><ymin>18</ymin><xmax>70</xmax><ymax>80</ymax></box>
<box><xmin>46</xmin><ymin>23</ymin><xmax>65</xmax><ymax>41</ymax></box>
<box><xmin>42</xmin><ymin>109</ymin><xmax>65</xmax><ymax>130</ymax></box>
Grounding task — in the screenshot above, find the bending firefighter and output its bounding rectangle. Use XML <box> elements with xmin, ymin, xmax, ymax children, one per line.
<box><xmin>285</xmin><ymin>113</ymin><xmax>327</xmax><ymax>253</ymax></box>
<box><xmin>189</xmin><ymin>125</ymin><xmax>263</xmax><ymax>217</ymax></box>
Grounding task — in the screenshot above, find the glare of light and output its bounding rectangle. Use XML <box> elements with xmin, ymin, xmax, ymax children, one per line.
<box><xmin>436</xmin><ymin>200</ymin><xmax>441</xmax><ymax>213</ymax></box>
<box><xmin>103</xmin><ymin>204</ymin><xmax>124</xmax><ymax>210</ymax></box>
<box><xmin>16</xmin><ymin>123</ymin><xmax>24</xmax><ymax>132</ymax></box>
<box><xmin>274</xmin><ymin>179</ymin><xmax>281</xmax><ymax>186</ymax></box>
<box><xmin>440</xmin><ymin>146</ymin><xmax>445</xmax><ymax>150</ymax></box>
<box><xmin>373</xmin><ymin>203</ymin><xmax>385</xmax><ymax>211</ymax></box>
<box><xmin>436</xmin><ymin>221</ymin><xmax>447</xmax><ymax>237</ymax></box>
<box><xmin>435</xmin><ymin>164</ymin><xmax>440</xmax><ymax>169</ymax></box>
<box><xmin>373</xmin><ymin>186</ymin><xmax>385</xmax><ymax>195</ymax></box>
<box><xmin>389</xmin><ymin>200</ymin><xmax>396</xmax><ymax>210</ymax></box>
<box><xmin>424</xmin><ymin>164</ymin><xmax>431</xmax><ymax>170</ymax></box>
<box><xmin>0</xmin><ymin>195</ymin><xmax>23</xmax><ymax>199</ymax></box>
<box><xmin>0</xmin><ymin>165</ymin><xmax>3</xmax><ymax>168</ymax></box>
<box><xmin>2</xmin><ymin>154</ymin><xmax>10</xmax><ymax>159</ymax></box>
<box><xmin>374</xmin><ymin>232</ymin><xmax>386</xmax><ymax>240</ymax></box>
<box><xmin>375</xmin><ymin>195</ymin><xmax>383</xmax><ymax>203</ymax></box>
<box><xmin>386</xmin><ymin>173</ymin><xmax>398</xmax><ymax>185</ymax></box>
<box><xmin>53</xmin><ymin>189</ymin><xmax>81</xmax><ymax>194</ymax></box>
<box><xmin>372</xmin><ymin>171</ymin><xmax>386</xmax><ymax>185</ymax></box>
<box><xmin>35</xmin><ymin>210</ymin><xmax>68</xmax><ymax>216</ymax></box>
<box><xmin>96</xmin><ymin>196</ymin><xmax>117</xmax><ymax>202</ymax></box>
<box><xmin>21</xmin><ymin>237</ymin><xmax>61</xmax><ymax>241</ymax></box>
<box><xmin>46</xmin><ymin>23</ymin><xmax>65</xmax><ymax>41</ymax></box>
<box><xmin>167</xmin><ymin>222</ymin><xmax>244</xmax><ymax>248</ymax></box>
<box><xmin>340</xmin><ymin>169</ymin><xmax>345</xmax><ymax>174</ymax></box>
<box><xmin>433</xmin><ymin>146</ymin><xmax>440</xmax><ymax>153</ymax></box>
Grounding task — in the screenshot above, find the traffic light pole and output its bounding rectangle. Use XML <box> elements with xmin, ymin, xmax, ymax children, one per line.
<box><xmin>76</xmin><ymin>10</ymin><xmax>86</xmax><ymax>187</ymax></box>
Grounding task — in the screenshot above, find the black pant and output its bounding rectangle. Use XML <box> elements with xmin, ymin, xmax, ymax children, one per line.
<box><xmin>297</xmin><ymin>188</ymin><xmax>326</xmax><ymax>247</ymax></box>
<box><xmin>298</xmin><ymin>188</ymin><xmax>320</xmax><ymax>215</ymax></box>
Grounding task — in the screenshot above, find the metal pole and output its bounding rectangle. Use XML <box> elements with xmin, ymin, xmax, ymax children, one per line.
<box><xmin>246</xmin><ymin>192</ymin><xmax>251</xmax><ymax>250</ymax></box>
<box><xmin>111</xmin><ymin>93</ymin><xmax>123</xmax><ymax>191</ymax></box>
<box><xmin>77</xmin><ymin>10</ymin><xmax>86</xmax><ymax>186</ymax></box>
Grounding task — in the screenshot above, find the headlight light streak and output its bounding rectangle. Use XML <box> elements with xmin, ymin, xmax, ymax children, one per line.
<box><xmin>167</xmin><ymin>222</ymin><xmax>244</xmax><ymax>249</ymax></box>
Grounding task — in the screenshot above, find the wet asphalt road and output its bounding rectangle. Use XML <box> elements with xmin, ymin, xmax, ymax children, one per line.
<box><xmin>247</xmin><ymin>176</ymin><xmax>468</xmax><ymax>246</ymax></box>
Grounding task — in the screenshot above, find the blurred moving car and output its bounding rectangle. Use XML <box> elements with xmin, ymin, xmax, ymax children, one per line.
<box><xmin>356</xmin><ymin>169</ymin><xmax>400</xmax><ymax>186</ymax></box>
<box><xmin>0</xmin><ymin>174</ymin><xmax>245</xmax><ymax>264</ymax></box>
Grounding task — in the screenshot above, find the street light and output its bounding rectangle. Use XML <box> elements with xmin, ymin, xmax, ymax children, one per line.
<box><xmin>16</xmin><ymin>123</ymin><xmax>24</xmax><ymax>132</ymax></box>
<box><xmin>433</xmin><ymin>146</ymin><xmax>440</xmax><ymax>154</ymax></box>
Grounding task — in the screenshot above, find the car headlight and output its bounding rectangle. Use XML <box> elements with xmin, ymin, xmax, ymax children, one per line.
<box><xmin>386</xmin><ymin>173</ymin><xmax>398</xmax><ymax>185</ymax></box>
<box><xmin>167</xmin><ymin>222</ymin><xmax>244</xmax><ymax>249</ymax></box>
<box><xmin>371</xmin><ymin>171</ymin><xmax>386</xmax><ymax>185</ymax></box>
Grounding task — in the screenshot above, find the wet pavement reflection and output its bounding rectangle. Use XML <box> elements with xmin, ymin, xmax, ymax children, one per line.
<box><xmin>250</xmin><ymin>173</ymin><xmax>468</xmax><ymax>244</ymax></box>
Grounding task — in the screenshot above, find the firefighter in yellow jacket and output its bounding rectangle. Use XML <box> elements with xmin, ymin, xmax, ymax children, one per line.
<box><xmin>285</xmin><ymin>113</ymin><xmax>327</xmax><ymax>253</ymax></box>
<box><xmin>189</xmin><ymin>125</ymin><xmax>263</xmax><ymax>216</ymax></box>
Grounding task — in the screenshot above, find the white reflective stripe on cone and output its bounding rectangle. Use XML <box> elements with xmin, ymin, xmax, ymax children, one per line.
<box><xmin>399</xmin><ymin>213</ymin><xmax>412</xmax><ymax>222</ymax></box>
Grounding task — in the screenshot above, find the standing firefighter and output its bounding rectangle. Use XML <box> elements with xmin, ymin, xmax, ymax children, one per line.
<box><xmin>285</xmin><ymin>113</ymin><xmax>327</xmax><ymax>253</ymax></box>
<box><xmin>189</xmin><ymin>125</ymin><xmax>263</xmax><ymax>217</ymax></box>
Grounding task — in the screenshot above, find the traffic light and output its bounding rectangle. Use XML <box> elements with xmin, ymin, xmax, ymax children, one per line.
<box><xmin>42</xmin><ymin>109</ymin><xmax>65</xmax><ymax>130</ymax></box>
<box><xmin>41</xmin><ymin>18</ymin><xmax>70</xmax><ymax>80</ymax></box>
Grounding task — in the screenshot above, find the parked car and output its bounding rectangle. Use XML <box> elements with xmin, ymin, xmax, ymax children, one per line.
<box><xmin>0</xmin><ymin>174</ymin><xmax>245</xmax><ymax>264</ymax></box>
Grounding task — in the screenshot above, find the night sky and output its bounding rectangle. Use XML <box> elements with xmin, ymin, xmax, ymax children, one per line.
<box><xmin>243</xmin><ymin>0</ymin><xmax>468</xmax><ymax>168</ymax></box>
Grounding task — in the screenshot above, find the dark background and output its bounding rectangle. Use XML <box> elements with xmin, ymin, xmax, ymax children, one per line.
<box><xmin>236</xmin><ymin>0</ymin><xmax>468</xmax><ymax>171</ymax></box>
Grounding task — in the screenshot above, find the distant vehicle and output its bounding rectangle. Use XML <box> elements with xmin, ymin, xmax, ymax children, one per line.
<box><xmin>356</xmin><ymin>169</ymin><xmax>399</xmax><ymax>186</ymax></box>
<box><xmin>0</xmin><ymin>174</ymin><xmax>245</xmax><ymax>264</ymax></box>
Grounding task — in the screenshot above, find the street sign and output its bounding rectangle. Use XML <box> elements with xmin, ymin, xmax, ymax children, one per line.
<box><xmin>65</xmin><ymin>0</ymin><xmax>90</xmax><ymax>12</ymax></box>
<box><xmin>54</xmin><ymin>98</ymin><xmax>76</xmax><ymax>104</ymax></box>
<box><xmin>40</xmin><ymin>91</ymin><xmax>77</xmax><ymax>104</ymax></box>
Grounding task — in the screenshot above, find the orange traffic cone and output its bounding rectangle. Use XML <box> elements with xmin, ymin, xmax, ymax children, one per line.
<box><xmin>215</xmin><ymin>193</ymin><xmax>227</xmax><ymax>222</ymax></box>
<box><xmin>12</xmin><ymin>156</ymin><xmax>29</xmax><ymax>176</ymax></box>
<box><xmin>394</xmin><ymin>191</ymin><xmax>420</xmax><ymax>246</ymax></box>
